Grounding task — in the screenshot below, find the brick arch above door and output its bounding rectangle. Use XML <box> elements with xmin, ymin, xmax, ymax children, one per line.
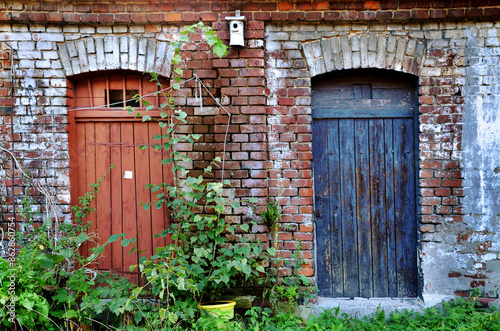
<box><xmin>57</xmin><ymin>36</ymin><xmax>173</xmax><ymax>77</ymax></box>
<box><xmin>302</xmin><ymin>35</ymin><xmax>426</xmax><ymax>77</ymax></box>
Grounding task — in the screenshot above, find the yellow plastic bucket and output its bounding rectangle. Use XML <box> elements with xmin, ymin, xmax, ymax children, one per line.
<box><xmin>197</xmin><ymin>300</ymin><xmax>236</xmax><ymax>321</ymax></box>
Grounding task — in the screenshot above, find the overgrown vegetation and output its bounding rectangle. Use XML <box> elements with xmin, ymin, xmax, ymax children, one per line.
<box><xmin>243</xmin><ymin>298</ymin><xmax>500</xmax><ymax>330</ymax></box>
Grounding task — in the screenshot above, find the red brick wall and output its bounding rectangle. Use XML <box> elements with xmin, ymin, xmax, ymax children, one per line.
<box><xmin>2</xmin><ymin>1</ymin><xmax>500</xmax><ymax>24</ymax></box>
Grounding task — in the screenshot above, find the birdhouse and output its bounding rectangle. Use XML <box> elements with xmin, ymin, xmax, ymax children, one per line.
<box><xmin>225</xmin><ymin>10</ymin><xmax>246</xmax><ymax>47</ymax></box>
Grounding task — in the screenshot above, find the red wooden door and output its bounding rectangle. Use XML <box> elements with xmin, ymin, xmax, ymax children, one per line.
<box><xmin>68</xmin><ymin>72</ymin><xmax>172</xmax><ymax>284</ymax></box>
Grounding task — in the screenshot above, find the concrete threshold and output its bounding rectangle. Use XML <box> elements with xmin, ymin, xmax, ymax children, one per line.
<box><xmin>309</xmin><ymin>297</ymin><xmax>425</xmax><ymax>319</ymax></box>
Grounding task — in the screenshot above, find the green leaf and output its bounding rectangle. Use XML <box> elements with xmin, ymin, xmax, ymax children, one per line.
<box><xmin>213</xmin><ymin>42</ymin><xmax>228</xmax><ymax>59</ymax></box>
<box><xmin>267</xmin><ymin>247</ymin><xmax>276</xmax><ymax>256</ymax></box>
<box><xmin>174</xmin><ymin>67</ymin><xmax>183</xmax><ymax>75</ymax></box>
<box><xmin>240</xmin><ymin>223</ymin><xmax>249</xmax><ymax>232</ymax></box>
<box><xmin>38</xmin><ymin>255</ymin><xmax>54</xmax><ymax>268</ymax></box>
<box><xmin>108</xmin><ymin>233</ymin><xmax>126</xmax><ymax>243</ymax></box>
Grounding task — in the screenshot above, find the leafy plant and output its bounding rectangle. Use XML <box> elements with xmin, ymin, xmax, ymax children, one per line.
<box><xmin>0</xmin><ymin>166</ymin><xmax>137</xmax><ymax>329</ymax></box>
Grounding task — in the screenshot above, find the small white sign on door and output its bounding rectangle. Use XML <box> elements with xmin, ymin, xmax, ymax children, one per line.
<box><xmin>123</xmin><ymin>171</ymin><xmax>133</xmax><ymax>179</ymax></box>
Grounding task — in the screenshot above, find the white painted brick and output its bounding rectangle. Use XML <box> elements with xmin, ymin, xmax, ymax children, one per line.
<box><xmin>50</xmin><ymin>79</ymin><xmax>67</xmax><ymax>88</ymax></box>
<box><xmin>394</xmin><ymin>38</ymin><xmax>407</xmax><ymax>71</ymax></box>
<box><xmin>120</xmin><ymin>53</ymin><xmax>129</xmax><ymax>70</ymax></box>
<box><xmin>17</xmin><ymin>50</ymin><xmax>42</xmax><ymax>59</ymax></box>
<box><xmin>97</xmin><ymin>26</ymin><xmax>112</xmax><ymax>34</ymax></box>
<box><xmin>113</xmin><ymin>25</ymin><xmax>128</xmax><ymax>34</ymax></box>
<box><xmin>46</xmin><ymin>25</ymin><xmax>62</xmax><ymax>33</ymax></box>
<box><xmin>43</xmin><ymin>51</ymin><xmax>59</xmax><ymax>60</ymax></box>
<box><xmin>88</xmin><ymin>54</ymin><xmax>97</xmax><ymax>72</ymax></box>
<box><xmin>71</xmin><ymin>58</ymin><xmax>81</xmax><ymax>75</ymax></box>
<box><xmin>18</xmin><ymin>41</ymin><xmax>35</xmax><ymax>50</ymax></box>
<box><xmin>352</xmin><ymin>51</ymin><xmax>361</xmax><ymax>69</ymax></box>
<box><xmin>340</xmin><ymin>36</ymin><xmax>351</xmax><ymax>70</ymax></box>
<box><xmin>163</xmin><ymin>25</ymin><xmax>179</xmax><ymax>33</ymax></box>
<box><xmin>321</xmin><ymin>38</ymin><xmax>334</xmax><ymax>72</ymax></box>
<box><xmin>409</xmin><ymin>31</ymin><xmax>424</xmax><ymax>39</ymax></box>
<box><xmin>12</xmin><ymin>24</ymin><xmax>29</xmax><ymax>32</ymax></box>
<box><xmin>424</xmin><ymin>31</ymin><xmax>443</xmax><ymax>39</ymax></box>
<box><xmin>283</xmin><ymin>41</ymin><xmax>299</xmax><ymax>50</ymax></box>
<box><xmin>266</xmin><ymin>41</ymin><xmax>281</xmax><ymax>51</ymax></box>
<box><xmin>0</xmin><ymin>24</ymin><xmax>12</xmax><ymax>32</ymax></box>
<box><xmin>45</xmin><ymin>88</ymin><xmax>66</xmax><ymax>97</ymax></box>
<box><xmin>146</xmin><ymin>39</ymin><xmax>156</xmax><ymax>72</ymax></box>
<box><xmin>86</xmin><ymin>36</ymin><xmax>95</xmax><ymax>54</ymax></box>
<box><xmin>154</xmin><ymin>41</ymin><xmax>167</xmax><ymax>72</ymax></box>
<box><xmin>95</xmin><ymin>37</ymin><xmax>105</xmax><ymax>70</ymax></box>
<box><xmin>351</xmin><ymin>35</ymin><xmax>360</xmax><ymax>51</ymax></box>
<box><xmin>248</xmin><ymin>39</ymin><xmax>264</xmax><ymax>48</ymax></box>
<box><xmin>267</xmin><ymin>32</ymin><xmax>289</xmax><ymax>41</ymax></box>
<box><xmin>36</xmin><ymin>41</ymin><xmax>53</xmax><ymax>50</ymax></box>
<box><xmin>63</xmin><ymin>25</ymin><xmax>79</xmax><ymax>33</ymax></box>
<box><xmin>387</xmin><ymin>23</ymin><xmax>403</xmax><ymax>31</ymax></box>
<box><xmin>18</xmin><ymin>60</ymin><xmax>34</xmax><ymax>68</ymax></box>
<box><xmin>111</xmin><ymin>36</ymin><xmax>120</xmax><ymax>69</ymax></box>
<box><xmin>420</xmin><ymin>67</ymin><xmax>442</xmax><ymax>76</ymax></box>
<box><xmin>57</xmin><ymin>44</ymin><xmax>73</xmax><ymax>76</ymax></box>
<box><xmin>50</xmin><ymin>98</ymin><xmax>67</xmax><ymax>106</ymax></box>
<box><xmin>80</xmin><ymin>26</ymin><xmax>95</xmax><ymax>34</ymax></box>
<box><xmin>120</xmin><ymin>36</ymin><xmax>128</xmax><ymax>52</ymax></box>
<box><xmin>137</xmin><ymin>54</ymin><xmax>146</xmax><ymax>72</ymax></box>
<box><xmin>130</xmin><ymin>26</ymin><xmax>145</xmax><ymax>33</ymax></box>
<box><xmin>77</xmin><ymin>39</ymin><xmax>89</xmax><ymax>72</ymax></box>
<box><xmin>129</xmin><ymin>37</ymin><xmax>138</xmax><ymax>71</ymax></box>
<box><xmin>0</xmin><ymin>32</ymin><xmax>30</xmax><ymax>43</ymax></box>
<box><xmin>43</xmin><ymin>69</ymin><xmax>65</xmax><ymax>78</ymax></box>
<box><xmin>29</xmin><ymin>24</ymin><xmax>45</xmax><ymax>32</ymax></box>
<box><xmin>66</xmin><ymin>41</ymin><xmax>78</xmax><ymax>58</ymax></box>
<box><xmin>376</xmin><ymin>36</ymin><xmax>386</xmax><ymax>69</ymax></box>
<box><xmin>35</xmin><ymin>60</ymin><xmax>51</xmax><ymax>68</ymax></box>
<box><xmin>311</xmin><ymin>40</ymin><xmax>321</xmax><ymax>58</ymax></box>
<box><xmin>406</xmin><ymin>39</ymin><xmax>416</xmax><ymax>56</ymax></box>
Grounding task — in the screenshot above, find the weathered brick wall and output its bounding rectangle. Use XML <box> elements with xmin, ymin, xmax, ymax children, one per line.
<box><xmin>1</xmin><ymin>0</ymin><xmax>500</xmax><ymax>304</ymax></box>
<box><xmin>264</xmin><ymin>20</ymin><xmax>498</xmax><ymax>304</ymax></box>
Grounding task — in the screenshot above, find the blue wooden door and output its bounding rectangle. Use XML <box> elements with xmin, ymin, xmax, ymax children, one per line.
<box><xmin>312</xmin><ymin>70</ymin><xmax>418</xmax><ymax>298</ymax></box>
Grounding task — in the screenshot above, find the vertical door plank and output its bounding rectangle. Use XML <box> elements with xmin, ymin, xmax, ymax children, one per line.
<box><xmin>95</xmin><ymin>122</ymin><xmax>112</xmax><ymax>270</ymax></box>
<box><xmin>354</xmin><ymin>119</ymin><xmax>372</xmax><ymax>298</ymax></box>
<box><xmin>142</xmin><ymin>74</ymin><xmax>158</xmax><ymax>107</ymax></box>
<box><xmin>327</xmin><ymin>119</ymin><xmax>344</xmax><ymax>297</ymax></box>
<box><xmin>384</xmin><ymin>119</ymin><xmax>398</xmax><ymax>297</ymax></box>
<box><xmin>339</xmin><ymin>119</ymin><xmax>358</xmax><ymax>297</ymax></box>
<box><xmin>312</xmin><ymin>119</ymin><xmax>333</xmax><ymax>297</ymax></box>
<box><xmin>85</xmin><ymin>123</ymin><xmax>97</xmax><ymax>269</ymax></box>
<box><xmin>76</xmin><ymin>123</ymin><xmax>88</xmax><ymax>259</ymax></box>
<box><xmin>110</xmin><ymin>122</ymin><xmax>123</xmax><ymax>277</ymax></box>
<box><xmin>134</xmin><ymin>122</ymin><xmax>153</xmax><ymax>264</ymax></box>
<box><xmin>149</xmin><ymin>122</ymin><xmax>166</xmax><ymax>250</ymax></box>
<box><xmin>161</xmin><ymin>123</ymin><xmax>174</xmax><ymax>247</ymax></box>
<box><xmin>394</xmin><ymin>119</ymin><xmax>417</xmax><ymax>297</ymax></box>
<box><xmin>121</xmin><ymin>123</ymin><xmax>138</xmax><ymax>285</ymax></box>
<box><xmin>369</xmin><ymin>119</ymin><xmax>389</xmax><ymax>297</ymax></box>
<box><xmin>91</xmin><ymin>75</ymin><xmax>106</xmax><ymax>108</ymax></box>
